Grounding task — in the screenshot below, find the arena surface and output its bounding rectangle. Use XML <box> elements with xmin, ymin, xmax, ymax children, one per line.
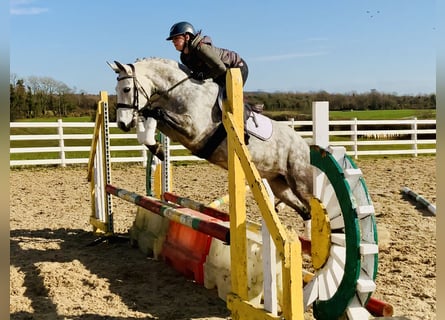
<box><xmin>10</xmin><ymin>156</ymin><xmax>436</xmax><ymax>319</ymax></box>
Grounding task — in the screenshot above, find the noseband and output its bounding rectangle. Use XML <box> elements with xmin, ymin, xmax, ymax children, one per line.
<box><xmin>115</xmin><ymin>63</ymin><xmax>192</xmax><ymax>116</ymax></box>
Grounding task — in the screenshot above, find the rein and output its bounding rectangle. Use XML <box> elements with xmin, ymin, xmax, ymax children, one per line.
<box><xmin>116</xmin><ymin>63</ymin><xmax>191</xmax><ymax>116</ymax></box>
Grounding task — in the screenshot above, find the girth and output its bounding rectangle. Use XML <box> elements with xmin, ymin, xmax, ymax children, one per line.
<box><xmin>193</xmin><ymin>123</ymin><xmax>227</xmax><ymax>160</ymax></box>
<box><xmin>194</xmin><ymin>93</ymin><xmax>258</xmax><ymax>160</ymax></box>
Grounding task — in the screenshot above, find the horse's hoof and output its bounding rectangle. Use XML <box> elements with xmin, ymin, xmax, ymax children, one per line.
<box><xmin>274</xmin><ymin>201</ymin><xmax>287</xmax><ymax>212</ymax></box>
<box><xmin>146</xmin><ymin>143</ymin><xmax>165</xmax><ymax>161</ymax></box>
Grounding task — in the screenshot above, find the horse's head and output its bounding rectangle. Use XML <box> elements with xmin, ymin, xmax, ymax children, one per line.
<box><xmin>108</xmin><ymin>60</ymin><xmax>151</xmax><ymax>132</ymax></box>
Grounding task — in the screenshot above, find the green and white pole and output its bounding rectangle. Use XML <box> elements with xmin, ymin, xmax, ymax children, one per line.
<box><xmin>401</xmin><ymin>186</ymin><xmax>436</xmax><ymax>215</ymax></box>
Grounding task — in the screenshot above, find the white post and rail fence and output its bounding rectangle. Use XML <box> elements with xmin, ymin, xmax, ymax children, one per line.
<box><xmin>10</xmin><ymin>115</ymin><xmax>436</xmax><ymax>167</ymax></box>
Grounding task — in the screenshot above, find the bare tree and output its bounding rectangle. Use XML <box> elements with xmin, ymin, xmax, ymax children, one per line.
<box><xmin>10</xmin><ymin>73</ymin><xmax>19</xmax><ymax>85</ymax></box>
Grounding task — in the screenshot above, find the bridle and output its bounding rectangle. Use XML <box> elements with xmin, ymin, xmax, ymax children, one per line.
<box><xmin>115</xmin><ymin>63</ymin><xmax>191</xmax><ymax>116</ymax></box>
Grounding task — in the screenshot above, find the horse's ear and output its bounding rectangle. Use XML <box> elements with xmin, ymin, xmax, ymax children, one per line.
<box><xmin>114</xmin><ymin>60</ymin><xmax>127</xmax><ymax>72</ymax></box>
<box><xmin>106</xmin><ymin>61</ymin><xmax>120</xmax><ymax>73</ymax></box>
<box><xmin>107</xmin><ymin>60</ymin><xmax>129</xmax><ymax>74</ymax></box>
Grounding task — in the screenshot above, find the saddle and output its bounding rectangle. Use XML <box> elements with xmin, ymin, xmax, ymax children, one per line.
<box><xmin>193</xmin><ymin>90</ymin><xmax>273</xmax><ymax>160</ymax></box>
<box><xmin>217</xmin><ymin>90</ymin><xmax>273</xmax><ymax>141</ymax></box>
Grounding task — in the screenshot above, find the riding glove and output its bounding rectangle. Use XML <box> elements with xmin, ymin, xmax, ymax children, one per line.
<box><xmin>191</xmin><ymin>72</ymin><xmax>205</xmax><ymax>81</ymax></box>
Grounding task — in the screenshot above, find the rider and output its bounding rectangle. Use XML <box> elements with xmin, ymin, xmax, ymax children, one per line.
<box><xmin>137</xmin><ymin>22</ymin><xmax>261</xmax><ymax>161</ymax></box>
<box><xmin>166</xmin><ymin>21</ymin><xmax>248</xmax><ymax>93</ymax></box>
<box><xmin>166</xmin><ymin>21</ymin><xmax>263</xmax><ymax>113</ymax></box>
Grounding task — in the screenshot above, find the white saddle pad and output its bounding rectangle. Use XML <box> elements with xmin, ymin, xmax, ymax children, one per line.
<box><xmin>245</xmin><ymin>112</ymin><xmax>273</xmax><ymax>141</ymax></box>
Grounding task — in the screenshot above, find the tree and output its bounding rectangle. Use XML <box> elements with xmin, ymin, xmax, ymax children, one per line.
<box><xmin>10</xmin><ymin>79</ymin><xmax>27</xmax><ymax>121</ymax></box>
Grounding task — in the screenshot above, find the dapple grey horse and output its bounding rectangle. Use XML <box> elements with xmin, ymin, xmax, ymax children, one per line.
<box><xmin>108</xmin><ymin>57</ymin><xmax>313</xmax><ymax>223</ymax></box>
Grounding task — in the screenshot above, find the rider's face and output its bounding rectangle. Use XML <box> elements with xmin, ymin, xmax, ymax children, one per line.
<box><xmin>171</xmin><ymin>35</ymin><xmax>187</xmax><ymax>52</ymax></box>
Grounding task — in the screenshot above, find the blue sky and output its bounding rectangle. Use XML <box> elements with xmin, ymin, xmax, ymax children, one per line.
<box><xmin>10</xmin><ymin>0</ymin><xmax>435</xmax><ymax>95</ymax></box>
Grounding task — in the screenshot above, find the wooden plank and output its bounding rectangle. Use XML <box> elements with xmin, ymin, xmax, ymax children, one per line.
<box><xmin>225</xmin><ymin>68</ymin><xmax>248</xmax><ymax>300</ymax></box>
<box><xmin>357</xmin><ymin>205</ymin><xmax>375</xmax><ymax>218</ymax></box>
<box><xmin>346</xmin><ymin>296</ymin><xmax>371</xmax><ymax>319</ymax></box>
<box><xmin>331</xmin><ymin>233</ymin><xmax>346</xmax><ymax>247</ymax></box>
<box><xmin>227</xmin><ymin>293</ymin><xmax>281</xmax><ymax>320</ymax></box>
<box><xmin>356</xmin><ymin>270</ymin><xmax>376</xmax><ymax>293</ymax></box>
<box><xmin>360</xmin><ymin>242</ymin><xmax>379</xmax><ymax>255</ymax></box>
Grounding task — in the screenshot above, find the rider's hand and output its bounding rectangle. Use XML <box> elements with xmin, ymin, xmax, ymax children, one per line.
<box><xmin>191</xmin><ymin>72</ymin><xmax>205</xmax><ymax>81</ymax></box>
<box><xmin>142</xmin><ymin>107</ymin><xmax>164</xmax><ymax>120</ymax></box>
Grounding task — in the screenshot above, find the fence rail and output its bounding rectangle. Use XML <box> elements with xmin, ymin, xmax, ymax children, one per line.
<box><xmin>10</xmin><ymin>118</ymin><xmax>436</xmax><ymax>167</ymax></box>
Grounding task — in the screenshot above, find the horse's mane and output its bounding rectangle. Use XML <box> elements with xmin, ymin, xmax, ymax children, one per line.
<box><xmin>135</xmin><ymin>56</ymin><xmax>177</xmax><ymax>66</ymax></box>
<box><xmin>135</xmin><ymin>56</ymin><xmax>191</xmax><ymax>76</ymax></box>
<box><xmin>132</xmin><ymin>57</ymin><xmax>217</xmax><ymax>97</ymax></box>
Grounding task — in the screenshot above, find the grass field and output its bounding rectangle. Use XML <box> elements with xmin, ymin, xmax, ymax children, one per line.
<box><xmin>265</xmin><ymin>108</ymin><xmax>436</xmax><ymax>121</ymax></box>
<box><xmin>329</xmin><ymin>108</ymin><xmax>436</xmax><ymax>120</ymax></box>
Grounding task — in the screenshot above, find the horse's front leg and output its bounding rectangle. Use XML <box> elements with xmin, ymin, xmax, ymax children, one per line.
<box><xmin>136</xmin><ymin>116</ymin><xmax>165</xmax><ymax>161</ymax></box>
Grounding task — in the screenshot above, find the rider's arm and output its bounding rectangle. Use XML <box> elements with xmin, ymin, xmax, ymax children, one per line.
<box><xmin>196</xmin><ymin>44</ymin><xmax>227</xmax><ymax>79</ymax></box>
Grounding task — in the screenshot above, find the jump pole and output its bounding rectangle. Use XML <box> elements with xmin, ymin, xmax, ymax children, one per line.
<box><xmin>401</xmin><ymin>186</ymin><xmax>436</xmax><ymax>215</ymax></box>
<box><xmin>163</xmin><ymin>192</ymin><xmax>231</xmax><ymax>221</ymax></box>
<box><xmin>105</xmin><ymin>184</ymin><xmax>230</xmax><ymax>243</ymax></box>
<box><xmin>87</xmin><ymin>91</ymin><xmax>114</xmax><ymax>235</ymax></box>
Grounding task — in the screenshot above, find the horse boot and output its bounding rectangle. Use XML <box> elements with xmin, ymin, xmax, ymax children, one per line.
<box><xmin>146</xmin><ymin>143</ymin><xmax>165</xmax><ymax>161</ymax></box>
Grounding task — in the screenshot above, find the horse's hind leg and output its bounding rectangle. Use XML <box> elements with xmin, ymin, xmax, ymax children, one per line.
<box><xmin>267</xmin><ymin>176</ymin><xmax>311</xmax><ymax>221</ymax></box>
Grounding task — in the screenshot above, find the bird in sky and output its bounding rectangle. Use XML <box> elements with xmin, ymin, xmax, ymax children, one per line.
<box><xmin>366</xmin><ymin>10</ymin><xmax>381</xmax><ymax>18</ymax></box>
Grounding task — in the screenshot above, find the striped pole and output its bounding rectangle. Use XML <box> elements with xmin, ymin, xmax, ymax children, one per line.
<box><xmin>207</xmin><ymin>194</ymin><xmax>230</xmax><ymax>208</ymax></box>
<box><xmin>163</xmin><ymin>192</ymin><xmax>230</xmax><ymax>221</ymax></box>
<box><xmin>105</xmin><ymin>184</ymin><xmax>230</xmax><ymax>243</ymax></box>
<box><xmin>401</xmin><ymin>186</ymin><xmax>436</xmax><ymax>215</ymax></box>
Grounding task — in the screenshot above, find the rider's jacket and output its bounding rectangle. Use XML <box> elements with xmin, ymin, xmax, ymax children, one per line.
<box><xmin>180</xmin><ymin>34</ymin><xmax>245</xmax><ymax>87</ymax></box>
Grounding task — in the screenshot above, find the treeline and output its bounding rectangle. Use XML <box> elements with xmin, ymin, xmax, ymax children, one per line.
<box><xmin>9</xmin><ymin>74</ymin><xmax>99</xmax><ymax>121</ymax></box>
<box><xmin>245</xmin><ymin>89</ymin><xmax>436</xmax><ymax>117</ymax></box>
<box><xmin>10</xmin><ymin>74</ymin><xmax>435</xmax><ymax>121</ymax></box>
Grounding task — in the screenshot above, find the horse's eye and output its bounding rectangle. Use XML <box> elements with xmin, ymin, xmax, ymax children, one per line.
<box><xmin>123</xmin><ymin>87</ymin><xmax>131</xmax><ymax>93</ymax></box>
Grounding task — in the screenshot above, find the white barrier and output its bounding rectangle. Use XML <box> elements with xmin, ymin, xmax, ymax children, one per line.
<box><xmin>10</xmin><ymin>118</ymin><xmax>436</xmax><ymax>166</ymax></box>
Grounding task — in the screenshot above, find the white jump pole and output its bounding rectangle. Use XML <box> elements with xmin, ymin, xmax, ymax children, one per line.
<box><xmin>262</xmin><ymin>179</ymin><xmax>278</xmax><ymax>315</ymax></box>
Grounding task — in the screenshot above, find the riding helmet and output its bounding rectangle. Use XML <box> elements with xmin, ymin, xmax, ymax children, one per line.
<box><xmin>166</xmin><ymin>21</ymin><xmax>196</xmax><ymax>40</ymax></box>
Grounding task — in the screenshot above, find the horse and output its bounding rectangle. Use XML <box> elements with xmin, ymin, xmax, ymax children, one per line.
<box><xmin>108</xmin><ymin>57</ymin><xmax>313</xmax><ymax>223</ymax></box>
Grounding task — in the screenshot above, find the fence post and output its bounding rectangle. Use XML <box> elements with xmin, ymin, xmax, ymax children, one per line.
<box><xmin>352</xmin><ymin>117</ymin><xmax>358</xmax><ymax>159</ymax></box>
<box><xmin>312</xmin><ymin>101</ymin><xmax>329</xmax><ymax>204</ymax></box>
<box><xmin>312</xmin><ymin>101</ymin><xmax>329</xmax><ymax>148</ymax></box>
<box><xmin>57</xmin><ymin>119</ymin><xmax>66</xmax><ymax>167</ymax></box>
<box><xmin>411</xmin><ymin>117</ymin><xmax>418</xmax><ymax>157</ymax></box>
<box><xmin>289</xmin><ymin>117</ymin><xmax>295</xmax><ymax>130</ymax></box>
<box><xmin>141</xmin><ymin>148</ymin><xmax>147</xmax><ymax>167</ymax></box>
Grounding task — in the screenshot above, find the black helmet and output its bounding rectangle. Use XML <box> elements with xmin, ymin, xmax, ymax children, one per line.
<box><xmin>166</xmin><ymin>21</ymin><xmax>196</xmax><ymax>40</ymax></box>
